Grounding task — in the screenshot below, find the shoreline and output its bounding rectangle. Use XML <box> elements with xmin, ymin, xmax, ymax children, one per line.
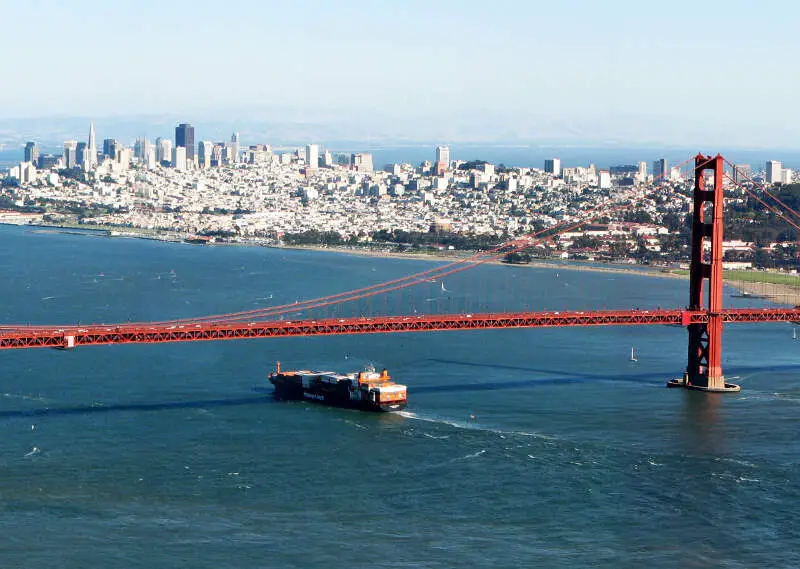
<box><xmin>12</xmin><ymin>222</ymin><xmax>800</xmax><ymax>305</ymax></box>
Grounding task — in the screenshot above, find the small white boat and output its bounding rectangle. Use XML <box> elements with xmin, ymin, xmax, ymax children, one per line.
<box><xmin>629</xmin><ymin>347</ymin><xmax>638</xmax><ymax>363</ymax></box>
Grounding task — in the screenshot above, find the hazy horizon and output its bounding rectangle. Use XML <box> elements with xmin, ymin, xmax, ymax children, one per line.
<box><xmin>2</xmin><ymin>1</ymin><xmax>799</xmax><ymax>149</ymax></box>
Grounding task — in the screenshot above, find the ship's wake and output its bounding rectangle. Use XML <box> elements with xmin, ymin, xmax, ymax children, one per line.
<box><xmin>396</xmin><ymin>410</ymin><xmax>559</xmax><ymax>441</ymax></box>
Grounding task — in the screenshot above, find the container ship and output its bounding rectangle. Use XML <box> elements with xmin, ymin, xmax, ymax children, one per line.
<box><xmin>268</xmin><ymin>362</ymin><xmax>407</xmax><ymax>412</ymax></box>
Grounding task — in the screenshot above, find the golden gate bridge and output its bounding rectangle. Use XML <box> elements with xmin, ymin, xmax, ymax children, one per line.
<box><xmin>2</xmin><ymin>154</ymin><xmax>799</xmax><ymax>393</ymax></box>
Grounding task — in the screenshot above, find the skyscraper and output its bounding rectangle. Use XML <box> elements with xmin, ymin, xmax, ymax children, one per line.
<box><xmin>733</xmin><ymin>164</ymin><xmax>751</xmax><ymax>184</ymax></box>
<box><xmin>175</xmin><ymin>123</ymin><xmax>195</xmax><ymax>161</ymax></box>
<box><xmin>24</xmin><ymin>142</ymin><xmax>39</xmax><ymax>165</ymax></box>
<box><xmin>766</xmin><ymin>160</ymin><xmax>782</xmax><ymax>184</ymax></box>
<box><xmin>435</xmin><ymin>145</ymin><xmax>450</xmax><ymax>165</ymax></box>
<box><xmin>351</xmin><ymin>153</ymin><xmax>374</xmax><ymax>172</ymax></box>
<box><xmin>103</xmin><ymin>138</ymin><xmax>118</xmax><ymax>159</ymax></box>
<box><xmin>86</xmin><ymin>122</ymin><xmax>97</xmax><ymax>169</ymax></box>
<box><xmin>652</xmin><ymin>158</ymin><xmax>668</xmax><ymax>183</ymax></box>
<box><xmin>156</xmin><ymin>137</ymin><xmax>172</xmax><ymax>164</ymax></box>
<box><xmin>76</xmin><ymin>142</ymin><xmax>88</xmax><ymax>167</ymax></box>
<box><xmin>134</xmin><ymin>137</ymin><xmax>152</xmax><ymax>160</ymax></box>
<box><xmin>305</xmin><ymin>144</ymin><xmax>319</xmax><ymax>169</ymax></box>
<box><xmin>63</xmin><ymin>140</ymin><xmax>78</xmax><ymax>169</ymax></box>
<box><xmin>173</xmin><ymin>146</ymin><xmax>187</xmax><ymax>170</ymax></box>
<box><xmin>230</xmin><ymin>132</ymin><xmax>240</xmax><ymax>164</ymax></box>
<box><xmin>544</xmin><ymin>158</ymin><xmax>561</xmax><ymax>177</ymax></box>
<box><xmin>435</xmin><ymin>145</ymin><xmax>450</xmax><ymax>175</ymax></box>
<box><xmin>198</xmin><ymin>141</ymin><xmax>213</xmax><ymax>168</ymax></box>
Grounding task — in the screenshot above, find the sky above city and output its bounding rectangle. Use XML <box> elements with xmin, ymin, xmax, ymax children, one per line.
<box><xmin>2</xmin><ymin>0</ymin><xmax>799</xmax><ymax>147</ymax></box>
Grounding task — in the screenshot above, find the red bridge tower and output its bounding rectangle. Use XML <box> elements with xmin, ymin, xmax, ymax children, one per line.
<box><xmin>676</xmin><ymin>154</ymin><xmax>740</xmax><ymax>392</ymax></box>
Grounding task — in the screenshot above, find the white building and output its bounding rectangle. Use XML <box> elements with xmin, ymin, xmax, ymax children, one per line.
<box><xmin>301</xmin><ymin>187</ymin><xmax>319</xmax><ymax>200</ymax></box>
<box><xmin>173</xmin><ymin>146</ymin><xmax>187</xmax><ymax>171</ymax></box>
<box><xmin>63</xmin><ymin>140</ymin><xmax>78</xmax><ymax>169</ymax></box>
<box><xmin>435</xmin><ymin>145</ymin><xmax>450</xmax><ymax>171</ymax></box>
<box><xmin>199</xmin><ymin>141</ymin><xmax>213</xmax><ymax>169</ymax></box>
<box><xmin>544</xmin><ymin>158</ymin><xmax>561</xmax><ymax>177</ymax></box>
<box><xmin>9</xmin><ymin>161</ymin><xmax>36</xmax><ymax>184</ymax></box>
<box><xmin>352</xmin><ymin>153</ymin><xmax>373</xmax><ymax>173</ymax></box>
<box><xmin>636</xmin><ymin>161</ymin><xmax>647</xmax><ymax>183</ymax></box>
<box><xmin>145</xmin><ymin>148</ymin><xmax>157</xmax><ymax>170</ymax></box>
<box><xmin>229</xmin><ymin>132</ymin><xmax>240</xmax><ymax>164</ymax></box>
<box><xmin>782</xmin><ymin>168</ymin><xmax>793</xmax><ymax>184</ymax></box>
<box><xmin>766</xmin><ymin>160</ymin><xmax>782</xmax><ymax>184</ymax></box>
<box><xmin>156</xmin><ymin>138</ymin><xmax>172</xmax><ymax>164</ymax></box>
<box><xmin>598</xmin><ymin>170</ymin><xmax>611</xmax><ymax>189</ymax></box>
<box><xmin>86</xmin><ymin>122</ymin><xmax>97</xmax><ymax>169</ymax></box>
<box><xmin>305</xmin><ymin>144</ymin><xmax>319</xmax><ymax>169</ymax></box>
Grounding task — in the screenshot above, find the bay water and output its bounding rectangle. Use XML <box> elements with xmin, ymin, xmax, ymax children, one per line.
<box><xmin>0</xmin><ymin>225</ymin><xmax>798</xmax><ymax>568</ymax></box>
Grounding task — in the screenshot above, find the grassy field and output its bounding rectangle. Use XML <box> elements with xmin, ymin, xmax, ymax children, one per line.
<box><xmin>672</xmin><ymin>269</ymin><xmax>800</xmax><ymax>286</ymax></box>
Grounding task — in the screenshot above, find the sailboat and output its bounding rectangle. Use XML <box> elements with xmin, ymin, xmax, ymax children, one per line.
<box><xmin>794</xmin><ymin>327</ymin><xmax>797</xmax><ymax>340</ymax></box>
<box><xmin>441</xmin><ymin>281</ymin><xmax>448</xmax><ymax>293</ymax></box>
<box><xmin>629</xmin><ymin>347</ymin><xmax>638</xmax><ymax>363</ymax></box>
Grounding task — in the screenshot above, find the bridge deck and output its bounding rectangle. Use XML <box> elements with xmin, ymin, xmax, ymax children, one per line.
<box><xmin>1</xmin><ymin>308</ymin><xmax>798</xmax><ymax>350</ymax></box>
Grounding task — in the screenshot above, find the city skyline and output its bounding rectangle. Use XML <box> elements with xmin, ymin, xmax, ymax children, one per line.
<box><xmin>1</xmin><ymin>1</ymin><xmax>800</xmax><ymax>147</ymax></box>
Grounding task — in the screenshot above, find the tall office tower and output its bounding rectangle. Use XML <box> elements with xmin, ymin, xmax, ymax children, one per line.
<box><xmin>223</xmin><ymin>144</ymin><xmax>236</xmax><ymax>164</ymax></box>
<box><xmin>116</xmin><ymin>147</ymin><xmax>132</xmax><ymax>168</ymax></box>
<box><xmin>76</xmin><ymin>142</ymin><xmax>88</xmax><ymax>167</ymax></box>
<box><xmin>732</xmin><ymin>164</ymin><xmax>751</xmax><ymax>184</ymax></box>
<box><xmin>652</xmin><ymin>158</ymin><xmax>668</xmax><ymax>182</ymax></box>
<box><xmin>637</xmin><ymin>161</ymin><xmax>647</xmax><ymax>180</ymax></box>
<box><xmin>86</xmin><ymin>122</ymin><xmax>97</xmax><ymax>168</ymax></box>
<box><xmin>173</xmin><ymin>146</ymin><xmax>187</xmax><ymax>170</ymax></box>
<box><xmin>322</xmin><ymin>150</ymin><xmax>333</xmax><ymax>168</ymax></box>
<box><xmin>134</xmin><ymin>137</ymin><xmax>152</xmax><ymax>160</ymax></box>
<box><xmin>351</xmin><ymin>152</ymin><xmax>374</xmax><ymax>172</ymax></box>
<box><xmin>766</xmin><ymin>160</ymin><xmax>782</xmax><ymax>184</ymax></box>
<box><xmin>103</xmin><ymin>138</ymin><xmax>118</xmax><ymax>159</ymax></box>
<box><xmin>198</xmin><ymin>140</ymin><xmax>213</xmax><ymax>168</ymax></box>
<box><xmin>145</xmin><ymin>148</ymin><xmax>157</xmax><ymax>169</ymax></box>
<box><xmin>24</xmin><ymin>141</ymin><xmax>39</xmax><ymax>165</ymax></box>
<box><xmin>305</xmin><ymin>144</ymin><xmax>319</xmax><ymax>169</ymax></box>
<box><xmin>434</xmin><ymin>146</ymin><xmax>450</xmax><ymax>170</ymax></box>
<box><xmin>211</xmin><ymin>143</ymin><xmax>224</xmax><ymax>167</ymax></box>
<box><xmin>156</xmin><ymin>137</ymin><xmax>172</xmax><ymax>164</ymax></box>
<box><xmin>175</xmin><ymin>123</ymin><xmax>195</xmax><ymax>161</ymax></box>
<box><xmin>63</xmin><ymin>140</ymin><xmax>78</xmax><ymax>168</ymax></box>
<box><xmin>544</xmin><ymin>158</ymin><xmax>561</xmax><ymax>177</ymax></box>
<box><xmin>435</xmin><ymin>145</ymin><xmax>450</xmax><ymax>175</ymax></box>
<box><xmin>230</xmin><ymin>132</ymin><xmax>240</xmax><ymax>164</ymax></box>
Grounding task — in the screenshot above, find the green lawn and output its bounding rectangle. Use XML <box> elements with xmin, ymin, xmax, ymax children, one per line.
<box><xmin>672</xmin><ymin>269</ymin><xmax>800</xmax><ymax>286</ymax></box>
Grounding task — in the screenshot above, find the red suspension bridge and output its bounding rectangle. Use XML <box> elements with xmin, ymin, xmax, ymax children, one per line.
<box><xmin>3</xmin><ymin>154</ymin><xmax>799</xmax><ymax>392</ymax></box>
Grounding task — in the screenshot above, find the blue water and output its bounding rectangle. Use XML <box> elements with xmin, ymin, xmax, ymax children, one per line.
<box><xmin>0</xmin><ymin>225</ymin><xmax>798</xmax><ymax>568</ymax></box>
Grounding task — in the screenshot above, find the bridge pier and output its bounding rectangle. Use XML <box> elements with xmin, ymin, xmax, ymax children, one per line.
<box><xmin>671</xmin><ymin>154</ymin><xmax>740</xmax><ymax>392</ymax></box>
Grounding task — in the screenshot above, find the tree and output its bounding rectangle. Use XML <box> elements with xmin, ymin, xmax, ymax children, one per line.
<box><xmin>503</xmin><ymin>251</ymin><xmax>531</xmax><ymax>264</ymax></box>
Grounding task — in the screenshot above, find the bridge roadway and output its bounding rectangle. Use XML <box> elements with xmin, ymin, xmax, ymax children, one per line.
<box><xmin>0</xmin><ymin>307</ymin><xmax>798</xmax><ymax>351</ymax></box>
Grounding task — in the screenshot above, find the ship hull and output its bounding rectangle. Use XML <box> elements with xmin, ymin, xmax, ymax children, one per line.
<box><xmin>269</xmin><ymin>375</ymin><xmax>406</xmax><ymax>412</ymax></box>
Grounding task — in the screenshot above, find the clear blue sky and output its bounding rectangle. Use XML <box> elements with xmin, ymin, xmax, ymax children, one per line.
<box><xmin>2</xmin><ymin>0</ymin><xmax>798</xmax><ymax>146</ymax></box>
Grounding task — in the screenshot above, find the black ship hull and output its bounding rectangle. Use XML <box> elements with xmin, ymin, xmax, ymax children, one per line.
<box><xmin>269</xmin><ymin>375</ymin><xmax>406</xmax><ymax>412</ymax></box>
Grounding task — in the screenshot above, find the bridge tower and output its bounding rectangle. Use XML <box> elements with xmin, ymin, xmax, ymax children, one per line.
<box><xmin>681</xmin><ymin>154</ymin><xmax>740</xmax><ymax>392</ymax></box>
